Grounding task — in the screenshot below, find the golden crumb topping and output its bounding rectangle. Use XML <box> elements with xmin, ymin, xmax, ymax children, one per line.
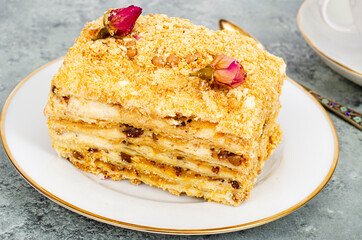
<box><xmin>51</xmin><ymin>14</ymin><xmax>285</xmax><ymax>138</ymax></box>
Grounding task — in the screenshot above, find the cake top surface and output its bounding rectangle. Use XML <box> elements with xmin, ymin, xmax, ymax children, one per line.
<box><xmin>51</xmin><ymin>13</ymin><xmax>286</xmax><ymax>138</ymax></box>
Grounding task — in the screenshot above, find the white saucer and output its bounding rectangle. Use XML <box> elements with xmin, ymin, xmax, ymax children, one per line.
<box><xmin>298</xmin><ymin>0</ymin><xmax>362</xmax><ymax>86</ymax></box>
<box><xmin>0</xmin><ymin>58</ymin><xmax>338</xmax><ymax>234</ymax></box>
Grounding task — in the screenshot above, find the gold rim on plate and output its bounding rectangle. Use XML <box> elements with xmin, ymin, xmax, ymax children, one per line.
<box><xmin>0</xmin><ymin>57</ymin><xmax>339</xmax><ymax>235</ymax></box>
<box><xmin>297</xmin><ymin>0</ymin><xmax>362</xmax><ymax>77</ymax></box>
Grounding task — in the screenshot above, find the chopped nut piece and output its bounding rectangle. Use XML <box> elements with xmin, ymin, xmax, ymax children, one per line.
<box><xmin>231</xmin><ymin>180</ymin><xmax>240</xmax><ymax>189</ymax></box>
<box><xmin>170</xmin><ymin>114</ymin><xmax>192</xmax><ymax>127</ymax></box>
<box><xmin>125</xmin><ymin>39</ymin><xmax>136</xmax><ymax>46</ymax></box>
<box><xmin>217</xmin><ymin>150</ymin><xmax>244</xmax><ymax>166</ymax></box>
<box><xmin>228</xmin><ymin>155</ymin><xmax>244</xmax><ymax>166</ymax></box>
<box><xmin>126</xmin><ymin>48</ymin><xmax>137</xmax><ymax>59</ymax></box>
<box><xmin>166</xmin><ymin>54</ymin><xmax>179</xmax><ymax>66</ymax></box>
<box><xmin>211</xmin><ymin>166</ymin><xmax>220</xmax><ymax>174</ymax></box>
<box><xmin>152</xmin><ymin>56</ymin><xmax>164</xmax><ymax>66</ymax></box>
<box><xmin>174</xmin><ymin>166</ymin><xmax>182</xmax><ymax>176</ymax></box>
<box><xmin>120</xmin><ymin>152</ymin><xmax>132</xmax><ymax>163</ymax></box>
<box><xmin>185</xmin><ymin>54</ymin><xmax>195</xmax><ymax>63</ymax></box>
<box><xmin>72</xmin><ymin>150</ymin><xmax>83</xmax><ymax>160</ymax></box>
<box><xmin>62</xmin><ymin>96</ymin><xmax>70</xmax><ymax>103</ymax></box>
<box><xmin>87</xmin><ymin>148</ymin><xmax>99</xmax><ymax>153</ymax></box>
<box><xmin>122</xmin><ymin>124</ymin><xmax>144</xmax><ymax>137</ymax></box>
<box><xmin>151</xmin><ymin>133</ymin><xmax>159</xmax><ymax>141</ymax></box>
<box><xmin>217</xmin><ymin>150</ymin><xmax>229</xmax><ymax>159</ymax></box>
<box><xmin>194</xmin><ymin>52</ymin><xmax>203</xmax><ymax>60</ymax></box>
<box><xmin>157</xmin><ymin>163</ymin><xmax>165</xmax><ymax>168</ymax></box>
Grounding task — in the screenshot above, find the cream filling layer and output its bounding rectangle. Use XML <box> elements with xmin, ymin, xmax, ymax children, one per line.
<box><xmin>54</xmin><ymin>145</ymin><xmax>254</xmax><ymax>195</ymax></box>
<box><xmin>48</xmin><ymin>118</ymin><xmax>269</xmax><ymax>162</ymax></box>
<box><xmin>62</xmin><ymin>150</ymin><xmax>246</xmax><ymax>206</ymax></box>
<box><xmin>45</xmin><ymin>93</ymin><xmax>281</xmax><ymax>146</ymax></box>
<box><xmin>48</xmin><ymin>118</ymin><xmax>280</xmax><ymax>170</ymax></box>
<box><xmin>49</xmin><ymin>129</ymin><xmax>259</xmax><ymax>181</ymax></box>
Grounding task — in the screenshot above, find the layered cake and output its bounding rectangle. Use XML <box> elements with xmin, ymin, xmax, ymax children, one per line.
<box><xmin>44</xmin><ymin>6</ymin><xmax>285</xmax><ymax>206</ymax></box>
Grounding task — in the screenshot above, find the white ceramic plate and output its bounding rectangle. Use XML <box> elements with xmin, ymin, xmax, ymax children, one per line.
<box><xmin>298</xmin><ymin>0</ymin><xmax>362</xmax><ymax>86</ymax></box>
<box><xmin>0</xmin><ymin>58</ymin><xmax>338</xmax><ymax>235</ymax></box>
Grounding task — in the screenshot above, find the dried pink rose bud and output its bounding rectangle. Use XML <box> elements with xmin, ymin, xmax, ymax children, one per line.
<box><xmin>93</xmin><ymin>5</ymin><xmax>142</xmax><ymax>40</ymax></box>
<box><xmin>211</xmin><ymin>54</ymin><xmax>247</xmax><ymax>89</ymax></box>
<box><xmin>105</xmin><ymin>5</ymin><xmax>142</xmax><ymax>37</ymax></box>
<box><xmin>189</xmin><ymin>54</ymin><xmax>247</xmax><ymax>89</ymax></box>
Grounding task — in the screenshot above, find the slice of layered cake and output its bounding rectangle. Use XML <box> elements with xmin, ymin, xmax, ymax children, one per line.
<box><xmin>44</xmin><ymin>5</ymin><xmax>285</xmax><ymax>206</ymax></box>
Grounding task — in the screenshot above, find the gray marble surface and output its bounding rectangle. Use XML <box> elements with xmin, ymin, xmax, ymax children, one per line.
<box><xmin>0</xmin><ymin>0</ymin><xmax>361</xmax><ymax>239</ymax></box>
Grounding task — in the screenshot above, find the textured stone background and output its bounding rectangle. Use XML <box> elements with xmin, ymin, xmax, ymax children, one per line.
<box><xmin>0</xmin><ymin>0</ymin><xmax>361</xmax><ymax>239</ymax></box>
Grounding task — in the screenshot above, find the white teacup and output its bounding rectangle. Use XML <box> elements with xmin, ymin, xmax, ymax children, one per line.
<box><xmin>319</xmin><ymin>0</ymin><xmax>362</xmax><ymax>34</ymax></box>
